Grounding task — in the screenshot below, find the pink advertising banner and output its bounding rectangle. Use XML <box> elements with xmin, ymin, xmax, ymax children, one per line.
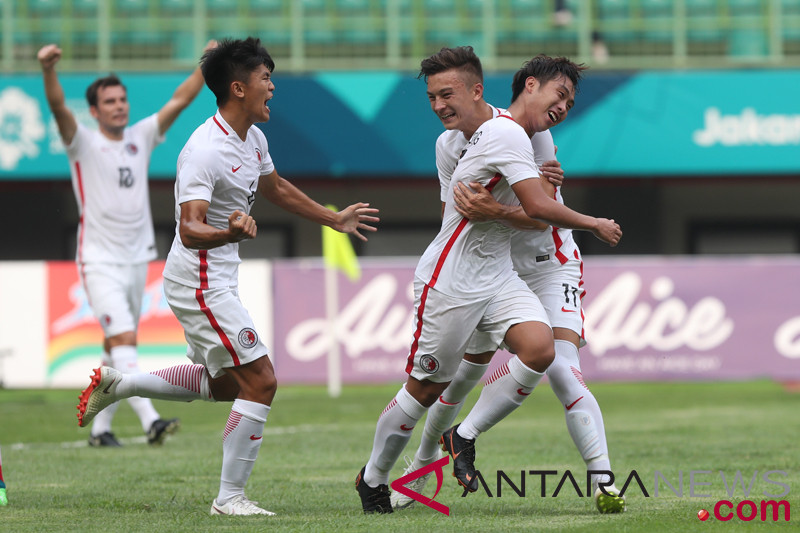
<box><xmin>271</xmin><ymin>256</ymin><xmax>800</xmax><ymax>384</ymax></box>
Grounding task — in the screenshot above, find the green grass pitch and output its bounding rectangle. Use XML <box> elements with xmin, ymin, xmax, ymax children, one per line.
<box><xmin>1</xmin><ymin>380</ymin><xmax>798</xmax><ymax>532</ymax></box>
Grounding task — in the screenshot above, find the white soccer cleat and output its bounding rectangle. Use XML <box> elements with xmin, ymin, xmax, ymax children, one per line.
<box><xmin>390</xmin><ymin>453</ymin><xmax>440</xmax><ymax>510</ymax></box>
<box><xmin>594</xmin><ymin>484</ymin><xmax>626</xmax><ymax>514</ymax></box>
<box><xmin>76</xmin><ymin>366</ymin><xmax>122</xmax><ymax>428</ymax></box>
<box><xmin>210</xmin><ymin>495</ymin><xmax>275</xmax><ymax>516</ymax></box>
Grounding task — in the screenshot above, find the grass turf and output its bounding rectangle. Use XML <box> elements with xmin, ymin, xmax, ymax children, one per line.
<box><xmin>1</xmin><ymin>380</ymin><xmax>798</xmax><ymax>532</ymax></box>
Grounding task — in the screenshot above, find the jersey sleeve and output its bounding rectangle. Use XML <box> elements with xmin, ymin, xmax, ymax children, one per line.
<box><xmin>255</xmin><ymin>128</ymin><xmax>275</xmax><ymax>176</ymax></box>
<box><xmin>176</xmin><ymin>147</ymin><xmax>217</xmax><ymax>204</ymax></box>
<box><xmin>530</xmin><ymin>129</ymin><xmax>556</xmax><ymax>166</ymax></box>
<box><xmin>435</xmin><ymin>133</ymin><xmax>456</xmax><ymax>202</ymax></box>
<box><xmin>64</xmin><ymin>122</ymin><xmax>91</xmax><ymax>157</ymax></box>
<box><xmin>485</xmin><ymin>120</ymin><xmax>540</xmax><ymax>187</ymax></box>
<box><xmin>132</xmin><ymin>113</ymin><xmax>166</xmax><ymax>152</ymax></box>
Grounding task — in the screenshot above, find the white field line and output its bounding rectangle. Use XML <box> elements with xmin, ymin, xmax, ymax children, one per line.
<box><xmin>9</xmin><ymin>422</ymin><xmax>358</xmax><ymax>451</ymax></box>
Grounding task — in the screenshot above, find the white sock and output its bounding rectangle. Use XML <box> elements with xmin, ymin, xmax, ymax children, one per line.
<box><xmin>364</xmin><ymin>385</ymin><xmax>426</xmax><ymax>487</ymax></box>
<box><xmin>217</xmin><ymin>399</ymin><xmax>270</xmax><ymax>504</ymax></box>
<box><xmin>416</xmin><ymin>360</ymin><xmax>488</xmax><ymax>466</ymax></box>
<box><xmin>547</xmin><ymin>340</ymin><xmax>611</xmax><ymax>488</ymax></box>
<box><xmin>115</xmin><ymin>364</ymin><xmax>213</xmax><ymax>402</ymax></box>
<box><xmin>90</xmin><ymin>353</ymin><xmax>119</xmax><ymax>436</ymax></box>
<box><xmin>458</xmin><ymin>356</ymin><xmax>543</xmax><ymax>440</ymax></box>
<box><xmin>110</xmin><ymin>345</ymin><xmax>161</xmax><ymax>431</ymax></box>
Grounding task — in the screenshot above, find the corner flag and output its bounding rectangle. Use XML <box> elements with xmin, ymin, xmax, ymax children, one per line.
<box><xmin>322</xmin><ymin>204</ymin><xmax>361</xmax><ymax>281</ymax></box>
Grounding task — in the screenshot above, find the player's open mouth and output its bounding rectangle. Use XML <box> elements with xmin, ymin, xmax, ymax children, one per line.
<box><xmin>440</xmin><ymin>112</ymin><xmax>455</xmax><ymax>121</ymax></box>
<box><xmin>548</xmin><ymin>111</ymin><xmax>558</xmax><ymax>124</ymax></box>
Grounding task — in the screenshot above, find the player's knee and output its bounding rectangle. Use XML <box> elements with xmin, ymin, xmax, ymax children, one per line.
<box><xmin>517</xmin><ymin>342</ymin><xmax>554</xmax><ymax>373</ymax></box>
<box><xmin>261</xmin><ymin>371</ymin><xmax>278</xmax><ymax>396</ymax></box>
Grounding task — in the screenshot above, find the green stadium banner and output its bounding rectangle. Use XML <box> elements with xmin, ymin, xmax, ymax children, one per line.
<box><xmin>1</xmin><ymin>70</ymin><xmax>799</xmax><ymax>179</ymax></box>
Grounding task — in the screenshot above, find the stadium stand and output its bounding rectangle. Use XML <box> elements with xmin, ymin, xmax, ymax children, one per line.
<box><xmin>1</xmin><ymin>0</ymin><xmax>799</xmax><ymax>71</ymax></box>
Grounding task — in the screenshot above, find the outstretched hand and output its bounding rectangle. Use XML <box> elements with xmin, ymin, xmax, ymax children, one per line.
<box><xmin>593</xmin><ymin>218</ymin><xmax>622</xmax><ymax>247</ymax></box>
<box><xmin>335</xmin><ymin>203</ymin><xmax>380</xmax><ymax>241</ymax></box>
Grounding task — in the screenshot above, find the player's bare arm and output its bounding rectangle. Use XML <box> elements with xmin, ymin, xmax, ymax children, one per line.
<box><xmin>157</xmin><ymin>40</ymin><xmax>219</xmax><ymax>135</ymax></box>
<box><xmin>540</xmin><ymin>159</ymin><xmax>564</xmax><ymax>189</ymax></box>
<box><xmin>38</xmin><ymin>44</ymin><xmax>78</xmax><ymax>144</ymax></box>
<box><xmin>453</xmin><ymin>179</ymin><xmax>553</xmax><ymax>231</ymax></box>
<box><xmin>258</xmin><ymin>169</ymin><xmax>380</xmax><ymax>241</ymax></box>
<box><xmin>511</xmin><ymin>178</ymin><xmax>622</xmax><ymax>246</ymax></box>
<box><xmin>178</xmin><ymin>199</ymin><xmax>257</xmax><ymax>249</ymax></box>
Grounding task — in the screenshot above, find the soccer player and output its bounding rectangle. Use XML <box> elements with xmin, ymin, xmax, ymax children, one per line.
<box><xmin>355</xmin><ymin>52</ymin><xmax>621</xmax><ymax>514</ymax></box>
<box><xmin>38</xmin><ymin>41</ymin><xmax>217</xmax><ymax>447</ymax></box>
<box><xmin>391</xmin><ymin>47</ymin><xmax>625</xmax><ymax>514</ymax></box>
<box><xmin>0</xmin><ymin>446</ymin><xmax>6</xmax><ymax>506</ymax></box>
<box><xmin>76</xmin><ymin>37</ymin><xmax>379</xmax><ymax>516</ymax></box>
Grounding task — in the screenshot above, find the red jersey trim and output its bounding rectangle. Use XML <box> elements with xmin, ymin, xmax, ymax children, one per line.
<box><xmin>213</xmin><ymin>116</ymin><xmax>229</xmax><ymax>135</ymax></box>
<box><xmin>195</xmin><ymin>288</ymin><xmax>240</xmax><ymax>366</ymax></box>
<box><xmin>406</xmin><ymin>173</ymin><xmax>503</xmax><ymax>374</ymax></box>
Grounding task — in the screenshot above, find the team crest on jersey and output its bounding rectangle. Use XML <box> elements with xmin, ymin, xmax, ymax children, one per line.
<box><xmin>419</xmin><ymin>355</ymin><xmax>440</xmax><ymax>374</ymax></box>
<box><xmin>255</xmin><ymin>147</ymin><xmax>262</xmax><ymax>162</ymax></box>
<box><xmin>238</xmin><ymin>328</ymin><xmax>258</xmax><ymax>348</ymax></box>
<box><xmin>100</xmin><ymin>314</ymin><xmax>112</xmax><ymax>327</ymax></box>
<box><xmin>125</xmin><ymin>143</ymin><xmax>138</xmax><ymax>155</ymax></box>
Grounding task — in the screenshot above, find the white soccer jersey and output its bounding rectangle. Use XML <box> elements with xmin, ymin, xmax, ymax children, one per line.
<box><xmin>509</xmin><ymin>132</ymin><xmax>579</xmax><ymax>273</ymax></box>
<box><xmin>415</xmin><ymin>113</ymin><xmax>539</xmax><ymax>299</ymax></box>
<box><xmin>66</xmin><ymin>114</ymin><xmax>163</xmax><ymax>264</ymax></box>
<box><xmin>162</xmin><ymin>111</ymin><xmax>274</xmax><ymax>289</ymax></box>
<box><xmin>435</xmin><ymin>105</ymin><xmax>578</xmax><ymax>274</ymax></box>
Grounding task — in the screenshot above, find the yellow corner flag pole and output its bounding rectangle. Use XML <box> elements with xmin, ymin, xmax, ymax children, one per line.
<box><xmin>322</xmin><ymin>205</ymin><xmax>362</xmax><ymax>397</ymax></box>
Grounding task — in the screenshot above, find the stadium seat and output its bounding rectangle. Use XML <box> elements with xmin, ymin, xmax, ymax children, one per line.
<box><xmin>727</xmin><ymin>0</ymin><xmax>762</xmax><ymax>16</ymax></box>
<box><xmin>159</xmin><ymin>0</ymin><xmax>195</xmax><ymax>15</ymax></box>
<box><xmin>686</xmin><ymin>0</ymin><xmax>723</xmax><ymax>43</ymax></box>
<box><xmin>206</xmin><ymin>0</ymin><xmax>240</xmax><ymax>13</ymax></box>
<box><xmin>728</xmin><ymin>29</ymin><xmax>767</xmax><ymax>56</ymax></box>
<box><xmin>336</xmin><ymin>0</ymin><xmax>371</xmax><ymax>10</ymax></box>
<box><xmin>247</xmin><ymin>0</ymin><xmax>285</xmax><ymax>14</ymax></box>
<box><xmin>508</xmin><ymin>0</ymin><xmax>546</xmax><ymax>12</ymax></box>
<box><xmin>27</xmin><ymin>0</ymin><xmax>63</xmax><ymax>13</ymax></box>
<box><xmin>595</xmin><ymin>0</ymin><xmax>635</xmax><ymax>43</ymax></box>
<box><xmin>72</xmin><ymin>0</ymin><xmax>100</xmax><ymax>13</ymax></box>
<box><xmin>113</xmin><ymin>0</ymin><xmax>149</xmax><ymax>14</ymax></box>
<box><xmin>640</xmin><ymin>0</ymin><xmax>674</xmax><ymax>44</ymax></box>
<box><xmin>640</xmin><ymin>0</ymin><xmax>673</xmax><ymax>17</ymax></box>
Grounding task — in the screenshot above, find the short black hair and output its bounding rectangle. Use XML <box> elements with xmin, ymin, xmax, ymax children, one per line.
<box><xmin>201</xmin><ymin>37</ymin><xmax>275</xmax><ymax>106</ymax></box>
<box><xmin>510</xmin><ymin>54</ymin><xmax>587</xmax><ymax>103</ymax></box>
<box><xmin>85</xmin><ymin>75</ymin><xmax>125</xmax><ymax>107</ymax></box>
<box><xmin>418</xmin><ymin>46</ymin><xmax>483</xmax><ymax>85</ymax></box>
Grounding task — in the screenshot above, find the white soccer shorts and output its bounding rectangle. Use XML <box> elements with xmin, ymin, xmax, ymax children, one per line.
<box><xmin>407</xmin><ymin>274</ymin><xmax>549</xmax><ymax>383</ymax></box>
<box><xmin>79</xmin><ymin>262</ymin><xmax>147</xmax><ymax>337</ymax></box>
<box><xmin>519</xmin><ymin>257</ymin><xmax>586</xmax><ymax>345</ymax></box>
<box><xmin>164</xmin><ymin>279</ymin><xmax>269</xmax><ymax>378</ymax></box>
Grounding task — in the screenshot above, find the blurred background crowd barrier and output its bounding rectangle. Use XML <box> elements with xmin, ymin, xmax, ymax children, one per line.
<box><xmin>1</xmin><ymin>257</ymin><xmax>798</xmax><ymax>388</ymax></box>
<box><xmin>2</xmin><ymin>0</ymin><xmax>800</xmax><ymax>72</ymax></box>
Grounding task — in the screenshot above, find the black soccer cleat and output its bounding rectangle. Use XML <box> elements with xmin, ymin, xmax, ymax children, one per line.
<box><xmin>147</xmin><ymin>418</ymin><xmax>180</xmax><ymax>445</ymax></box>
<box><xmin>440</xmin><ymin>424</ymin><xmax>479</xmax><ymax>492</ymax></box>
<box><xmin>88</xmin><ymin>431</ymin><xmax>122</xmax><ymax>447</ymax></box>
<box><xmin>355</xmin><ymin>466</ymin><xmax>393</xmax><ymax>514</ymax></box>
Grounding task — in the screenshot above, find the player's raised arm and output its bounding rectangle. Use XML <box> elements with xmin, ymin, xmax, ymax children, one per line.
<box><xmin>38</xmin><ymin>44</ymin><xmax>78</xmax><ymax>145</ymax></box>
<box><xmin>257</xmin><ymin>169</ymin><xmax>379</xmax><ymax>241</ymax></box>
<box><xmin>156</xmin><ymin>40</ymin><xmax>219</xmax><ymax>135</ymax></box>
